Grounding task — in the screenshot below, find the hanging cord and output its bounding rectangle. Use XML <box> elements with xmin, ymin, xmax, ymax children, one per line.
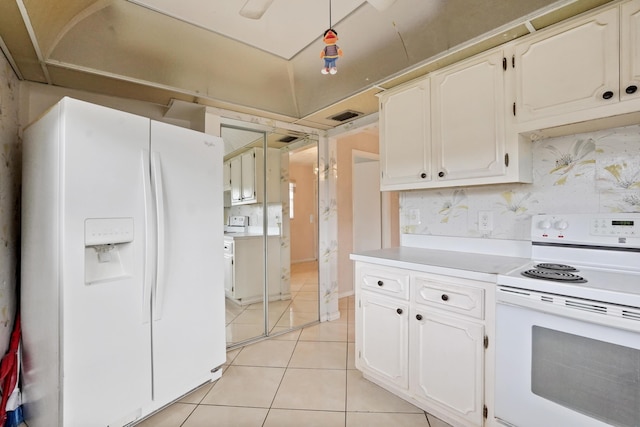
<box><xmin>329</xmin><ymin>0</ymin><xmax>332</xmax><ymax>28</ymax></box>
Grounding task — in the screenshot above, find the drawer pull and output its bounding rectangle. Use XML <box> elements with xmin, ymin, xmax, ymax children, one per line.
<box><xmin>416</xmin><ymin>314</ymin><xmax>423</xmax><ymax>321</ymax></box>
<box><xmin>602</xmin><ymin>90</ymin><xmax>614</xmax><ymax>100</ymax></box>
<box><xmin>377</xmin><ymin>280</ymin><xmax>384</xmax><ymax>287</ymax></box>
<box><xmin>626</xmin><ymin>85</ymin><xmax>638</xmax><ymax>94</ymax></box>
<box><xmin>441</xmin><ymin>294</ymin><xmax>449</xmax><ymax>301</ymax></box>
<box><xmin>396</xmin><ymin>308</ymin><xmax>403</xmax><ymax>315</ymax></box>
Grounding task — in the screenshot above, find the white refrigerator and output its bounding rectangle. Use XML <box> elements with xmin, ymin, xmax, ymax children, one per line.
<box><xmin>20</xmin><ymin>97</ymin><xmax>226</xmax><ymax>426</ymax></box>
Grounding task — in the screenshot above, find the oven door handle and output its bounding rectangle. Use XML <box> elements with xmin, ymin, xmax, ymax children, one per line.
<box><xmin>497</xmin><ymin>286</ymin><xmax>640</xmax><ymax>333</ymax></box>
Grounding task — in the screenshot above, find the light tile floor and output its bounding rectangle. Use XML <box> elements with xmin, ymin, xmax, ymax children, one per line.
<box><xmin>137</xmin><ymin>296</ymin><xmax>454</xmax><ymax>427</ymax></box>
<box><xmin>226</xmin><ymin>261</ymin><xmax>320</xmax><ymax>345</ymax></box>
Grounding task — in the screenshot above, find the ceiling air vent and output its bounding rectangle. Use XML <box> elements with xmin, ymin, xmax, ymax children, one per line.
<box><xmin>278</xmin><ymin>135</ymin><xmax>298</xmax><ymax>143</ymax></box>
<box><xmin>328</xmin><ymin>110</ymin><xmax>362</xmax><ymax>122</ymax></box>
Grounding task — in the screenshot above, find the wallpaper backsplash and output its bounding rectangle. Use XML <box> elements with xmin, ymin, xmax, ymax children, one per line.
<box><xmin>400</xmin><ymin>125</ymin><xmax>640</xmax><ymax>241</ymax></box>
<box><xmin>0</xmin><ymin>55</ymin><xmax>21</xmax><ymax>352</ymax></box>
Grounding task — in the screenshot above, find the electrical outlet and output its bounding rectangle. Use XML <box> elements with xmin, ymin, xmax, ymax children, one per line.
<box><xmin>478</xmin><ymin>211</ymin><xmax>493</xmax><ymax>231</ymax></box>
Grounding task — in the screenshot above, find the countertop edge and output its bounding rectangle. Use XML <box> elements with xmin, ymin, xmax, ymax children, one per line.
<box><xmin>350</xmin><ymin>246</ymin><xmax>531</xmax><ymax>283</ymax></box>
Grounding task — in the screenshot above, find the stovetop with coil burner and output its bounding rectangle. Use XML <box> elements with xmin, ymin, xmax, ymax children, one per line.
<box><xmin>521</xmin><ymin>263</ymin><xmax>586</xmax><ymax>283</ymax></box>
<box><xmin>497</xmin><ymin>213</ymin><xmax>640</xmax><ymax>308</ymax></box>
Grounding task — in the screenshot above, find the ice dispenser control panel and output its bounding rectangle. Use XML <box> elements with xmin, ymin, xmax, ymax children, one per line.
<box><xmin>85</xmin><ymin>218</ymin><xmax>134</xmax><ymax>246</ymax></box>
<box><xmin>84</xmin><ymin>218</ymin><xmax>134</xmax><ymax>284</ymax></box>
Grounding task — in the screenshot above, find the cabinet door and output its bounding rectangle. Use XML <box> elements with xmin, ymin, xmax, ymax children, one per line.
<box><xmin>410</xmin><ymin>309</ymin><xmax>484</xmax><ymax>426</ymax></box>
<box><xmin>230</xmin><ymin>156</ymin><xmax>243</xmax><ymax>204</ymax></box>
<box><xmin>431</xmin><ymin>50</ymin><xmax>506</xmax><ymax>181</ymax></box>
<box><xmin>223</xmin><ymin>160</ymin><xmax>231</xmax><ymax>191</ymax></box>
<box><xmin>240</xmin><ymin>150</ymin><xmax>257</xmax><ymax>203</ymax></box>
<box><xmin>379</xmin><ymin>79</ymin><xmax>431</xmax><ymax>190</ymax></box>
<box><xmin>224</xmin><ymin>252</ymin><xmax>233</xmax><ymax>295</ymax></box>
<box><xmin>232</xmin><ymin>238</ymin><xmax>265</xmax><ymax>302</ymax></box>
<box><xmin>621</xmin><ymin>0</ymin><xmax>640</xmax><ymax>101</ymax></box>
<box><xmin>357</xmin><ymin>292</ymin><xmax>409</xmax><ymax>389</ymax></box>
<box><xmin>514</xmin><ymin>7</ymin><xmax>619</xmax><ymax>122</ymax></box>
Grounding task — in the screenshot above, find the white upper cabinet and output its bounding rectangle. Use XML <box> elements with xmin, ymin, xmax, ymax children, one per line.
<box><xmin>513</xmin><ymin>1</ymin><xmax>640</xmax><ymax>126</ymax></box>
<box><xmin>240</xmin><ymin>149</ymin><xmax>257</xmax><ymax>202</ymax></box>
<box><xmin>229</xmin><ymin>147</ymin><xmax>280</xmax><ymax>205</ymax></box>
<box><xmin>377</xmin><ymin>0</ymin><xmax>640</xmax><ymax>191</ymax></box>
<box><xmin>379</xmin><ymin>49</ymin><xmax>531</xmax><ymax>191</ymax></box>
<box><xmin>223</xmin><ymin>160</ymin><xmax>231</xmax><ymax>192</ymax></box>
<box><xmin>230</xmin><ymin>155</ymin><xmax>244</xmax><ymax>204</ymax></box>
<box><xmin>621</xmin><ymin>0</ymin><xmax>640</xmax><ymax>101</ymax></box>
<box><xmin>379</xmin><ymin>78</ymin><xmax>431</xmax><ymax>190</ymax></box>
<box><xmin>431</xmin><ymin>50</ymin><xmax>507</xmax><ymax>183</ymax></box>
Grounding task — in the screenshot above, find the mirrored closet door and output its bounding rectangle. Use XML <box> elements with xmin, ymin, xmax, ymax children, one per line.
<box><xmin>222</xmin><ymin>123</ymin><xmax>319</xmax><ymax>348</ymax></box>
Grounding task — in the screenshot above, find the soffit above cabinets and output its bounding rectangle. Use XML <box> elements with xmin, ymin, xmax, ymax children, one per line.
<box><xmin>0</xmin><ymin>0</ymin><xmax>614</xmax><ymax>129</ymax></box>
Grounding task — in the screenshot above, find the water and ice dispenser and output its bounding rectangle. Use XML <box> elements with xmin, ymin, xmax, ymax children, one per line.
<box><xmin>84</xmin><ymin>218</ymin><xmax>134</xmax><ymax>284</ymax></box>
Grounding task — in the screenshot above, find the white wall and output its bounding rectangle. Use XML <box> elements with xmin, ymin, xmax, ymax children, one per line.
<box><xmin>400</xmin><ymin>125</ymin><xmax>640</xmax><ymax>240</ymax></box>
<box><xmin>336</xmin><ymin>132</ymin><xmax>379</xmax><ymax>296</ymax></box>
<box><xmin>0</xmin><ymin>56</ymin><xmax>21</xmax><ymax>353</ymax></box>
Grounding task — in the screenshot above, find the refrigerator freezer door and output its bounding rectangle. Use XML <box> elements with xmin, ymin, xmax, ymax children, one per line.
<box><xmin>22</xmin><ymin>101</ymin><xmax>64</xmax><ymax>427</ymax></box>
<box><xmin>60</xmin><ymin>99</ymin><xmax>153</xmax><ymax>425</ymax></box>
<box><xmin>148</xmin><ymin>121</ymin><xmax>226</xmax><ymax>403</ymax></box>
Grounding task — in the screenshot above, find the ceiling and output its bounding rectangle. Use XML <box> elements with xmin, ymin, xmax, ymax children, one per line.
<box><xmin>0</xmin><ymin>0</ymin><xmax>614</xmax><ymax>130</ymax></box>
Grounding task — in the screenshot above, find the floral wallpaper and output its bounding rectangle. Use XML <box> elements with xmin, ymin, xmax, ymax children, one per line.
<box><xmin>400</xmin><ymin>125</ymin><xmax>640</xmax><ymax>240</ymax></box>
<box><xmin>318</xmin><ymin>137</ymin><xmax>339</xmax><ymax>321</ymax></box>
<box><xmin>0</xmin><ymin>56</ymin><xmax>21</xmax><ymax>353</ymax></box>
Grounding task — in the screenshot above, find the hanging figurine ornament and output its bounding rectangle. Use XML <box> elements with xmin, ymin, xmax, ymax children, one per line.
<box><xmin>320</xmin><ymin>0</ymin><xmax>342</xmax><ymax>75</ymax></box>
<box><xmin>320</xmin><ymin>29</ymin><xmax>342</xmax><ymax>75</ymax></box>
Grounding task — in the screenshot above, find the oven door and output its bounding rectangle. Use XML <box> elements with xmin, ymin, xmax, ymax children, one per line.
<box><xmin>495</xmin><ymin>287</ymin><xmax>640</xmax><ymax>427</ymax></box>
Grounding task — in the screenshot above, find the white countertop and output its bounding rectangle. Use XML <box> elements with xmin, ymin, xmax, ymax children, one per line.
<box><xmin>224</xmin><ymin>232</ymin><xmax>280</xmax><ymax>240</ymax></box>
<box><xmin>350</xmin><ymin>246</ymin><xmax>530</xmax><ymax>283</ymax></box>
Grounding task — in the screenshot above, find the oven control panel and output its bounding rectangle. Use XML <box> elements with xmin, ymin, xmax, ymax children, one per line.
<box><xmin>591</xmin><ymin>217</ymin><xmax>639</xmax><ymax>237</ymax></box>
<box><xmin>532</xmin><ymin>213</ymin><xmax>640</xmax><ymax>247</ymax></box>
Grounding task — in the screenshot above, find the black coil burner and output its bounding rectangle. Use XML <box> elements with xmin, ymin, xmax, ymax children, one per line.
<box><xmin>534</xmin><ymin>263</ymin><xmax>578</xmax><ymax>272</ymax></box>
<box><xmin>521</xmin><ymin>266</ymin><xmax>587</xmax><ymax>283</ymax></box>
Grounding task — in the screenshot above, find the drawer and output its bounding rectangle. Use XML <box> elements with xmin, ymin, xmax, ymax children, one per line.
<box><xmin>413</xmin><ymin>276</ymin><xmax>484</xmax><ymax>319</ymax></box>
<box><xmin>360</xmin><ymin>267</ymin><xmax>410</xmax><ymax>300</ymax></box>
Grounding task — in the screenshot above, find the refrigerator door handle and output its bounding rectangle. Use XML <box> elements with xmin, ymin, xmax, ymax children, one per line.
<box><xmin>151</xmin><ymin>151</ymin><xmax>166</xmax><ymax>321</ymax></box>
<box><xmin>141</xmin><ymin>150</ymin><xmax>154</xmax><ymax>323</ymax></box>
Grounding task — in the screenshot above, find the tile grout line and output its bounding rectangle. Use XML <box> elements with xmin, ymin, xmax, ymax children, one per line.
<box><xmin>260</xmin><ymin>324</ymin><xmax>303</xmax><ymax>426</ymax></box>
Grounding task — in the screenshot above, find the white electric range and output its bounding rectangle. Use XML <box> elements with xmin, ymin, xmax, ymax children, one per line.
<box><xmin>498</xmin><ymin>213</ymin><xmax>640</xmax><ymax>308</ymax></box>
<box><xmin>494</xmin><ymin>213</ymin><xmax>640</xmax><ymax>427</ymax></box>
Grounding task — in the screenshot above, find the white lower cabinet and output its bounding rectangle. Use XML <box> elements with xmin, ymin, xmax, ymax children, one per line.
<box><xmin>355</xmin><ymin>262</ymin><xmax>491</xmax><ymax>427</ymax></box>
<box><xmin>410</xmin><ymin>309</ymin><xmax>484</xmax><ymax>426</ymax></box>
<box><xmin>225</xmin><ymin>235</ymin><xmax>281</xmax><ymax>305</ymax></box>
<box><xmin>358</xmin><ymin>291</ymin><xmax>409</xmax><ymax>389</ymax></box>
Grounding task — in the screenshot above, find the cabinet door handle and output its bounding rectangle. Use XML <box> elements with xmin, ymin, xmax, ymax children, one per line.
<box><xmin>416</xmin><ymin>314</ymin><xmax>423</xmax><ymax>321</ymax></box>
<box><xmin>441</xmin><ymin>294</ymin><xmax>449</xmax><ymax>301</ymax></box>
<box><xmin>626</xmin><ymin>85</ymin><xmax>638</xmax><ymax>94</ymax></box>
<box><xmin>377</xmin><ymin>280</ymin><xmax>384</xmax><ymax>287</ymax></box>
<box><xmin>438</xmin><ymin>171</ymin><xmax>445</xmax><ymax>178</ymax></box>
<box><xmin>396</xmin><ymin>308</ymin><xmax>403</xmax><ymax>315</ymax></box>
<box><xmin>602</xmin><ymin>90</ymin><xmax>614</xmax><ymax>100</ymax></box>
<box><xmin>420</xmin><ymin>172</ymin><xmax>427</xmax><ymax>179</ymax></box>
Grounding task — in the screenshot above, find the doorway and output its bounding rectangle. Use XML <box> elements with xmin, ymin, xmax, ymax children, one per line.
<box><xmin>352</xmin><ymin>152</ymin><xmax>382</xmax><ymax>253</ymax></box>
<box><xmin>333</xmin><ymin>125</ymin><xmax>399</xmax><ymax>300</ymax></box>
